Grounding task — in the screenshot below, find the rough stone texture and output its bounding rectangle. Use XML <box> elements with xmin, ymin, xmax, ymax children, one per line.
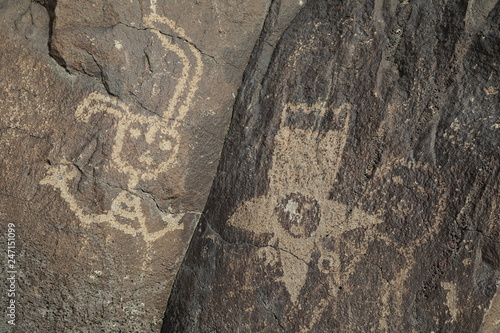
<box><xmin>0</xmin><ymin>0</ymin><xmax>303</xmax><ymax>331</ymax></box>
<box><xmin>481</xmin><ymin>288</ymin><xmax>500</xmax><ymax>332</ymax></box>
<box><xmin>164</xmin><ymin>0</ymin><xmax>500</xmax><ymax>332</ymax></box>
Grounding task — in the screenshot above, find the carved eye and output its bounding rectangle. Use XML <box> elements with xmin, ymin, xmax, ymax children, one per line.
<box><xmin>129</xmin><ymin>125</ymin><xmax>142</xmax><ymax>139</ymax></box>
<box><xmin>275</xmin><ymin>192</ymin><xmax>321</xmax><ymax>238</ymax></box>
<box><xmin>159</xmin><ymin>140</ymin><xmax>172</xmax><ymax>151</ymax></box>
<box><xmin>151</xmin><ymin>128</ymin><xmax>176</xmax><ymax>152</ymax></box>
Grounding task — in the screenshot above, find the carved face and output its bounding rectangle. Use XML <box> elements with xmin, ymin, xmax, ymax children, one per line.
<box><xmin>40</xmin><ymin>0</ymin><xmax>204</xmax><ymax>245</ymax></box>
<box><xmin>227</xmin><ymin>103</ymin><xmax>368</xmax><ymax>303</ymax></box>
<box><xmin>112</xmin><ymin>117</ymin><xmax>178</xmax><ymax>183</ymax></box>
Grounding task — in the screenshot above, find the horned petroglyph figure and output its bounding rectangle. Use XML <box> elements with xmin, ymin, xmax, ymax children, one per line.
<box><xmin>41</xmin><ymin>0</ymin><xmax>203</xmax><ymax>245</ymax></box>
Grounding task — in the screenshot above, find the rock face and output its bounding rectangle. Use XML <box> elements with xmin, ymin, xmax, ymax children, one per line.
<box><xmin>0</xmin><ymin>0</ymin><xmax>303</xmax><ymax>331</ymax></box>
<box><xmin>163</xmin><ymin>0</ymin><xmax>500</xmax><ymax>332</ymax></box>
<box><xmin>1</xmin><ymin>0</ymin><xmax>498</xmax><ymax>331</ymax></box>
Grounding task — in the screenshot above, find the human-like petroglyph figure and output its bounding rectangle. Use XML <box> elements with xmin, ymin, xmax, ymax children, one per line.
<box><xmin>228</xmin><ymin>102</ymin><xmax>387</xmax><ymax>302</ymax></box>
<box><xmin>41</xmin><ymin>0</ymin><xmax>203</xmax><ymax>245</ymax></box>
<box><xmin>227</xmin><ymin>101</ymin><xmax>450</xmax><ymax>331</ymax></box>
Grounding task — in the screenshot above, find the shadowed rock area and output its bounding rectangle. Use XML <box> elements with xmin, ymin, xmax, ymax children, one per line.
<box><xmin>163</xmin><ymin>0</ymin><xmax>500</xmax><ymax>332</ymax></box>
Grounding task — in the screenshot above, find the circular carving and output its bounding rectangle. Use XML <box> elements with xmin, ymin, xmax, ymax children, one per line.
<box><xmin>275</xmin><ymin>192</ymin><xmax>321</xmax><ymax>238</ymax></box>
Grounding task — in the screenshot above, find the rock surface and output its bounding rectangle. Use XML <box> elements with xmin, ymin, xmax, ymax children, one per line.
<box><xmin>163</xmin><ymin>0</ymin><xmax>500</xmax><ymax>332</ymax></box>
<box><xmin>0</xmin><ymin>0</ymin><xmax>303</xmax><ymax>331</ymax></box>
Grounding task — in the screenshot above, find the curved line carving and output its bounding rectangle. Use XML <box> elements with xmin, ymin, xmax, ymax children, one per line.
<box><xmin>40</xmin><ymin>0</ymin><xmax>203</xmax><ymax>245</ymax></box>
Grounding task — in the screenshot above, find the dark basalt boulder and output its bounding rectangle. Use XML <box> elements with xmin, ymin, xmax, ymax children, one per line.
<box><xmin>163</xmin><ymin>0</ymin><xmax>500</xmax><ymax>332</ymax></box>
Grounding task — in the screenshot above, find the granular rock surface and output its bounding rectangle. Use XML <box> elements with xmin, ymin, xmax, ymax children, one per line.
<box><xmin>163</xmin><ymin>0</ymin><xmax>500</xmax><ymax>332</ymax></box>
<box><xmin>0</xmin><ymin>0</ymin><xmax>302</xmax><ymax>331</ymax></box>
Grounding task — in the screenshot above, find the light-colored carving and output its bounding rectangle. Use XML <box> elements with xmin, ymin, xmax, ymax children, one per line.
<box><xmin>441</xmin><ymin>281</ymin><xmax>459</xmax><ymax>323</ymax></box>
<box><xmin>480</xmin><ymin>283</ymin><xmax>500</xmax><ymax>333</ymax></box>
<box><xmin>228</xmin><ymin>102</ymin><xmax>388</xmax><ymax>304</ymax></box>
<box><xmin>40</xmin><ymin>0</ymin><xmax>203</xmax><ymax>247</ymax></box>
<box><xmin>228</xmin><ymin>101</ymin><xmax>453</xmax><ymax>331</ymax></box>
<box><xmin>443</xmin><ymin>114</ymin><xmax>500</xmax><ymax>155</ymax></box>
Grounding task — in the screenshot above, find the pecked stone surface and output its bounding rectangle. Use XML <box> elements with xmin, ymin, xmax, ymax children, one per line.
<box><xmin>0</xmin><ymin>0</ymin><xmax>303</xmax><ymax>331</ymax></box>
<box><xmin>163</xmin><ymin>0</ymin><xmax>500</xmax><ymax>332</ymax></box>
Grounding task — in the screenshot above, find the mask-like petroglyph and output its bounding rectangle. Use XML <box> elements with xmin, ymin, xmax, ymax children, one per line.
<box><xmin>41</xmin><ymin>0</ymin><xmax>203</xmax><ymax>246</ymax></box>
<box><xmin>228</xmin><ymin>102</ymin><xmax>451</xmax><ymax>331</ymax></box>
<box><xmin>228</xmin><ymin>102</ymin><xmax>386</xmax><ymax>303</ymax></box>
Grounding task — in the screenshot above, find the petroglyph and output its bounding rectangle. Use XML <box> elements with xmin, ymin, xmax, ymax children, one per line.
<box><xmin>443</xmin><ymin>114</ymin><xmax>500</xmax><ymax>154</ymax></box>
<box><xmin>480</xmin><ymin>286</ymin><xmax>500</xmax><ymax>333</ymax></box>
<box><xmin>442</xmin><ymin>281</ymin><xmax>459</xmax><ymax>323</ymax></box>
<box><xmin>228</xmin><ymin>101</ymin><xmax>452</xmax><ymax>323</ymax></box>
<box><xmin>41</xmin><ymin>160</ymin><xmax>184</xmax><ymax>243</ymax></box>
<box><xmin>228</xmin><ymin>102</ymin><xmax>387</xmax><ymax>303</ymax></box>
<box><xmin>40</xmin><ymin>0</ymin><xmax>203</xmax><ymax>247</ymax></box>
